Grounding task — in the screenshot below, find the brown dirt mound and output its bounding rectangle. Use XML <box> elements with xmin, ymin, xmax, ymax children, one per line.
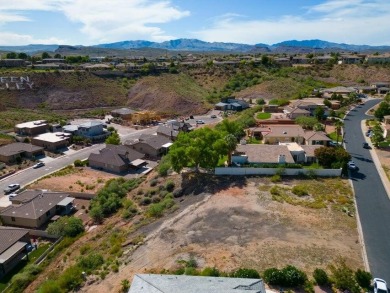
<box><xmin>126</xmin><ymin>73</ymin><xmax>210</xmax><ymax>115</ymax></box>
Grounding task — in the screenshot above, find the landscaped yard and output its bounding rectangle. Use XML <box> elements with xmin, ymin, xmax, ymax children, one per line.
<box><xmin>256</xmin><ymin>112</ymin><xmax>271</xmax><ymax>120</ymax></box>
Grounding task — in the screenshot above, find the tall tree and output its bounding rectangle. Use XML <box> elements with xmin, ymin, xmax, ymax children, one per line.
<box><xmin>314</xmin><ymin>107</ymin><xmax>325</xmax><ymax>121</ymax></box>
<box><xmin>6</xmin><ymin>52</ymin><xmax>17</xmax><ymax>59</ymax></box>
<box><xmin>215</xmin><ymin>119</ymin><xmax>245</xmax><ymax>139</ymax></box>
<box><xmin>224</xmin><ymin>134</ymin><xmax>237</xmax><ymax>166</ymax></box>
<box><xmin>334</xmin><ymin>120</ymin><xmax>344</xmax><ymax>144</ymax></box>
<box><xmin>41</xmin><ymin>52</ymin><xmax>51</xmax><ymax>59</ymax></box>
<box><xmin>169</xmin><ymin>127</ymin><xmax>226</xmax><ymax>173</ymax></box>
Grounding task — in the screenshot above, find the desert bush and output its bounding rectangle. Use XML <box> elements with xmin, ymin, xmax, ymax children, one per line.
<box><xmin>47</xmin><ymin>216</ymin><xmax>84</xmax><ymax>237</ymax></box>
<box><xmin>165</xmin><ymin>180</ymin><xmax>175</xmax><ymax>192</ymax></box>
<box><xmin>281</xmin><ymin>265</ymin><xmax>307</xmax><ymax>286</ymax></box>
<box><xmin>270</xmin><ymin>186</ymin><xmax>280</xmax><ymax>195</ymax></box>
<box><xmin>140</xmin><ymin>197</ymin><xmax>152</xmax><ymax>206</ymax></box>
<box><xmin>313</xmin><ymin>268</ymin><xmax>329</xmax><ymax>285</ymax></box>
<box><xmin>173</xmin><ymin>188</ymin><xmax>183</xmax><ymax>198</ymax></box>
<box><xmin>38</xmin><ymin>280</ymin><xmax>63</xmax><ymax>293</ymax></box>
<box><xmin>271</xmin><ymin>174</ymin><xmax>281</xmax><ymax>183</ymax></box>
<box><xmin>78</xmin><ymin>253</ymin><xmax>104</xmax><ymax>273</ymax></box>
<box><xmin>292</xmin><ymin>185</ymin><xmax>308</xmax><ymax>196</ymax></box>
<box><xmin>263</xmin><ymin>267</ymin><xmax>284</xmax><ymax>285</ymax></box>
<box><xmin>150</xmin><ymin>179</ymin><xmax>158</xmax><ymax>187</ymax></box>
<box><xmin>74</xmin><ymin>159</ymin><xmax>84</xmax><ymax>167</ymax></box>
<box><xmin>328</xmin><ymin>258</ymin><xmax>360</xmax><ymax>293</ymax></box>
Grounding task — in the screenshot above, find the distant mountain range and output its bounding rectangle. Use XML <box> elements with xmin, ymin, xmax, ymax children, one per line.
<box><xmin>1</xmin><ymin>39</ymin><xmax>390</xmax><ymax>54</ymax></box>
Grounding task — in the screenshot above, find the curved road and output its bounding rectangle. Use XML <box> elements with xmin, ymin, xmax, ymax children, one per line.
<box><xmin>344</xmin><ymin>99</ymin><xmax>390</xmax><ymax>281</ymax></box>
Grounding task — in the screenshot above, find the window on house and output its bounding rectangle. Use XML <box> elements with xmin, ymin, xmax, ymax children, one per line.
<box><xmin>11</xmin><ymin>217</ymin><xmax>15</xmax><ymax>222</ymax></box>
<box><xmin>46</xmin><ymin>211</ymin><xmax>50</xmax><ymax>217</ymax></box>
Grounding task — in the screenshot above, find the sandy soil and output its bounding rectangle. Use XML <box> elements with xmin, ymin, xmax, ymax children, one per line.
<box><xmin>29</xmin><ymin>167</ymin><xmax>118</xmax><ymax>193</ymax></box>
<box><xmin>80</xmin><ymin>177</ymin><xmax>363</xmax><ymax>293</ymax></box>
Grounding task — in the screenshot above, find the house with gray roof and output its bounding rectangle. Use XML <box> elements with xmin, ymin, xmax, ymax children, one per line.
<box><xmin>88</xmin><ymin>145</ymin><xmax>145</xmax><ymax>174</ymax></box>
<box><xmin>111</xmin><ymin>108</ymin><xmax>136</xmax><ymax>120</ymax></box>
<box><xmin>125</xmin><ymin>134</ymin><xmax>172</xmax><ymax>158</ymax></box>
<box><xmin>0</xmin><ymin>143</ymin><xmax>44</xmax><ymax>164</ymax></box>
<box><xmin>0</xmin><ymin>227</ymin><xmax>30</xmax><ymax>279</ymax></box>
<box><xmin>215</xmin><ymin>99</ymin><xmax>249</xmax><ymax>112</ymax></box>
<box><xmin>0</xmin><ymin>190</ymin><xmax>75</xmax><ymax>228</ymax></box>
<box><xmin>303</xmin><ymin>131</ymin><xmax>331</xmax><ymax>145</ymax></box>
<box><xmin>233</xmin><ymin>144</ymin><xmax>295</xmax><ymax>165</ymax></box>
<box><xmin>128</xmin><ymin>274</ymin><xmax>266</xmax><ymax>293</ymax></box>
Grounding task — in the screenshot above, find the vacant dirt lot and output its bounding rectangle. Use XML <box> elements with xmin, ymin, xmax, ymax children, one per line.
<box><xmin>29</xmin><ymin>167</ymin><xmax>118</xmax><ymax>193</ymax></box>
<box><xmin>80</xmin><ymin>176</ymin><xmax>363</xmax><ymax>293</ymax></box>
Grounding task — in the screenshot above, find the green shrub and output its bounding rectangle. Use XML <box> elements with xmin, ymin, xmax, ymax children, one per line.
<box><xmin>140</xmin><ymin>197</ymin><xmax>152</xmax><ymax>205</ymax></box>
<box><xmin>38</xmin><ymin>280</ymin><xmax>64</xmax><ymax>293</ymax></box>
<box><xmin>159</xmin><ymin>155</ymin><xmax>171</xmax><ymax>176</ymax></box>
<box><xmin>165</xmin><ymin>180</ymin><xmax>175</xmax><ymax>192</ymax></box>
<box><xmin>232</xmin><ymin>268</ymin><xmax>260</xmax><ymax>279</ymax></box>
<box><xmin>74</xmin><ymin>159</ymin><xmax>83</xmax><ymax>167</ymax></box>
<box><xmin>201</xmin><ymin>267</ymin><xmax>220</xmax><ymax>277</ymax></box>
<box><xmin>313</xmin><ymin>268</ymin><xmax>329</xmax><ymax>285</ymax></box>
<box><xmin>328</xmin><ymin>258</ymin><xmax>360</xmax><ymax>293</ymax></box>
<box><xmin>355</xmin><ymin>269</ymin><xmax>372</xmax><ymax>289</ymax></box>
<box><xmin>79</xmin><ymin>244</ymin><xmax>92</xmax><ymax>255</ymax></box>
<box><xmin>78</xmin><ymin>253</ymin><xmax>104</xmax><ymax>273</ymax></box>
<box><xmin>150</xmin><ymin>179</ymin><xmax>158</xmax><ymax>187</ymax></box>
<box><xmin>47</xmin><ymin>216</ymin><xmax>84</xmax><ymax>237</ymax></box>
<box><xmin>120</xmin><ymin>279</ymin><xmax>130</xmax><ymax>293</ymax></box>
<box><xmin>271</xmin><ymin>174</ymin><xmax>281</xmax><ymax>183</ymax></box>
<box><xmin>57</xmin><ymin>266</ymin><xmax>83</xmax><ymax>291</ymax></box>
<box><xmin>184</xmin><ymin>267</ymin><xmax>199</xmax><ymax>275</ymax></box>
<box><xmin>292</xmin><ymin>185</ymin><xmax>308</xmax><ymax>196</ymax></box>
<box><xmin>281</xmin><ymin>265</ymin><xmax>307</xmax><ymax>286</ymax></box>
<box><xmin>270</xmin><ymin>186</ymin><xmax>280</xmax><ymax>195</ymax></box>
<box><xmin>263</xmin><ymin>267</ymin><xmax>284</xmax><ymax>285</ymax></box>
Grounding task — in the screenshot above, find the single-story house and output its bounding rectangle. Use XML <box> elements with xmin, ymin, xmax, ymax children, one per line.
<box><xmin>340</xmin><ymin>55</ymin><xmax>363</xmax><ymax>64</ymax></box>
<box><xmin>31</xmin><ymin>132</ymin><xmax>70</xmax><ymax>152</ymax></box>
<box><xmin>262</xmin><ymin>125</ymin><xmax>305</xmax><ymax>144</ymax></box>
<box><xmin>292</xmin><ymin>56</ymin><xmax>310</xmax><ymax>64</ymax></box>
<box><xmin>366</xmin><ymin>54</ymin><xmax>390</xmax><ymax>64</ymax></box>
<box><xmin>280</xmin><ymin>142</ymin><xmax>321</xmax><ymax>164</ymax></box>
<box><xmin>274</xmin><ymin>57</ymin><xmax>291</xmax><ymax>66</ymax></box>
<box><xmin>356</xmin><ymin>86</ymin><xmax>376</xmax><ymax>94</ymax></box>
<box><xmin>303</xmin><ymin>131</ymin><xmax>331</xmax><ymax>145</ymax></box>
<box><xmin>0</xmin><ymin>59</ymin><xmax>26</xmax><ymax>68</ymax></box>
<box><xmin>233</xmin><ymin>144</ymin><xmax>295</xmax><ymax>165</ymax></box>
<box><xmin>111</xmin><ymin>108</ymin><xmax>136</xmax><ymax>120</ymax></box>
<box><xmin>157</xmin><ymin>121</ymin><xmax>193</xmax><ymax>140</ymax></box>
<box><xmin>0</xmin><ymin>190</ymin><xmax>75</xmax><ymax>229</ymax></box>
<box><xmin>125</xmin><ymin>134</ymin><xmax>172</xmax><ymax>157</ymax></box>
<box><xmin>88</xmin><ymin>145</ymin><xmax>146</xmax><ymax>173</ymax></box>
<box><xmin>283</xmin><ymin>106</ymin><xmax>311</xmax><ymax>119</ymax></box>
<box><xmin>289</xmin><ymin>99</ymin><xmax>328</xmax><ymax>116</ymax></box>
<box><xmin>77</xmin><ymin>121</ymin><xmax>108</xmax><ymax>140</ymax></box>
<box><xmin>371</xmin><ymin>82</ymin><xmax>390</xmax><ymax>89</ymax></box>
<box><xmin>321</xmin><ymin>86</ymin><xmax>357</xmax><ymax>96</ymax></box>
<box><xmin>129</xmin><ymin>274</ymin><xmax>266</xmax><ymax>293</ymax></box>
<box><xmin>378</xmin><ymin>87</ymin><xmax>390</xmax><ymax>95</ymax></box>
<box><xmin>0</xmin><ymin>227</ymin><xmax>30</xmax><ymax>279</ymax></box>
<box><xmin>215</xmin><ymin>99</ymin><xmax>250</xmax><ymax>112</ymax></box>
<box><xmin>15</xmin><ymin>120</ymin><xmax>47</xmax><ymax>136</ymax></box>
<box><xmin>0</xmin><ymin>143</ymin><xmax>44</xmax><ymax>164</ymax></box>
<box><xmin>313</xmin><ymin>55</ymin><xmax>332</xmax><ymax>64</ymax></box>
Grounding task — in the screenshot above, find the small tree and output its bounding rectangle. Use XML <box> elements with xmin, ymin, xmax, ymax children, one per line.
<box><xmin>334</xmin><ymin>120</ymin><xmax>344</xmax><ymax>144</ymax></box>
<box><xmin>355</xmin><ymin>269</ymin><xmax>372</xmax><ymax>289</ymax></box>
<box><xmin>47</xmin><ymin>216</ymin><xmax>84</xmax><ymax>237</ymax></box>
<box><xmin>314</xmin><ymin>107</ymin><xmax>325</xmax><ymax>121</ymax></box>
<box><xmin>105</xmin><ymin>132</ymin><xmax>120</xmax><ymax>145</ymax></box>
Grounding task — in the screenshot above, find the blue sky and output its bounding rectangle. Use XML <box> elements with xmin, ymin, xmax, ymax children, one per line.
<box><xmin>0</xmin><ymin>0</ymin><xmax>389</xmax><ymax>46</ymax></box>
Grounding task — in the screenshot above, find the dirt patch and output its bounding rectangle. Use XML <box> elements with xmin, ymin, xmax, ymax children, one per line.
<box><xmin>80</xmin><ymin>176</ymin><xmax>363</xmax><ymax>293</ymax></box>
<box><xmin>29</xmin><ymin>167</ymin><xmax>118</xmax><ymax>193</ymax></box>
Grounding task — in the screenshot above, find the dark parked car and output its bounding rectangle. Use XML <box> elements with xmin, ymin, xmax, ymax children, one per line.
<box><xmin>362</xmin><ymin>142</ymin><xmax>371</xmax><ymax>149</ymax></box>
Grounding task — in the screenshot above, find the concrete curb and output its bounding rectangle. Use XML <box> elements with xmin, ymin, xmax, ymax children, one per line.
<box><xmin>361</xmin><ymin>120</ymin><xmax>390</xmax><ymax>199</ymax></box>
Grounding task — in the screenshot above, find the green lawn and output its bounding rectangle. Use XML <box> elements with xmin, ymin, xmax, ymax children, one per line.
<box><xmin>256</xmin><ymin>112</ymin><xmax>271</xmax><ymax>120</ymax></box>
<box><xmin>328</xmin><ymin>132</ymin><xmax>340</xmax><ymax>141</ymax></box>
<box><xmin>378</xmin><ymin>141</ymin><xmax>390</xmax><ymax>147</ymax></box>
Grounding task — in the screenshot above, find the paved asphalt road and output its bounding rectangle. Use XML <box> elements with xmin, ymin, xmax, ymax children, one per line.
<box><xmin>0</xmin><ymin>112</ymin><xmax>221</xmax><ymax>194</ymax></box>
<box><xmin>344</xmin><ymin>99</ymin><xmax>390</xmax><ymax>282</ymax></box>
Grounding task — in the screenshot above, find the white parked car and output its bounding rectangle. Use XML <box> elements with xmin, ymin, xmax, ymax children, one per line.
<box><xmin>4</xmin><ymin>184</ymin><xmax>20</xmax><ymax>194</ymax></box>
<box><xmin>347</xmin><ymin>161</ymin><xmax>358</xmax><ymax>171</ymax></box>
<box><xmin>33</xmin><ymin>162</ymin><xmax>45</xmax><ymax>169</ymax></box>
<box><xmin>374</xmin><ymin>278</ymin><xmax>388</xmax><ymax>293</ymax></box>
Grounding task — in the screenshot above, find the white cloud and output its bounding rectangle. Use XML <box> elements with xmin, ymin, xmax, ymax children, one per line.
<box><xmin>194</xmin><ymin>0</ymin><xmax>390</xmax><ymax>45</ymax></box>
<box><xmin>0</xmin><ymin>32</ymin><xmax>65</xmax><ymax>46</ymax></box>
<box><xmin>0</xmin><ymin>0</ymin><xmax>190</xmax><ymax>44</ymax></box>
